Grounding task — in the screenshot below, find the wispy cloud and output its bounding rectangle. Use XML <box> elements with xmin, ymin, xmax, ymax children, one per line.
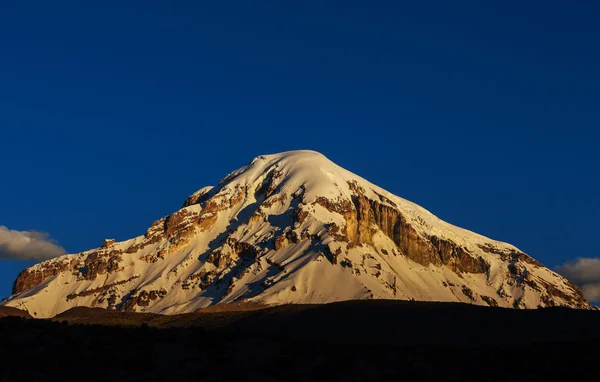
<box><xmin>0</xmin><ymin>226</ymin><xmax>66</xmax><ymax>261</ymax></box>
<box><xmin>556</xmin><ymin>258</ymin><xmax>600</xmax><ymax>302</ymax></box>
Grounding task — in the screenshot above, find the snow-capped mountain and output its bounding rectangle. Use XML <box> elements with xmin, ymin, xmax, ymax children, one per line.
<box><xmin>2</xmin><ymin>150</ymin><xmax>591</xmax><ymax>317</ymax></box>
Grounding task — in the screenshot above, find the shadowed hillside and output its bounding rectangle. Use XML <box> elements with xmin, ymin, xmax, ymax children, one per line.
<box><xmin>1</xmin><ymin>301</ymin><xmax>599</xmax><ymax>381</ymax></box>
<box><xmin>0</xmin><ymin>306</ymin><xmax>31</xmax><ymax>319</ymax></box>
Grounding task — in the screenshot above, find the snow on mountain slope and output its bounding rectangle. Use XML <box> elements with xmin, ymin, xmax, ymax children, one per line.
<box><xmin>2</xmin><ymin>150</ymin><xmax>591</xmax><ymax>317</ymax></box>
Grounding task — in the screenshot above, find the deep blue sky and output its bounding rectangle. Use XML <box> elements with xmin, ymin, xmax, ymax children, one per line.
<box><xmin>1</xmin><ymin>1</ymin><xmax>598</xmax><ymax>298</ymax></box>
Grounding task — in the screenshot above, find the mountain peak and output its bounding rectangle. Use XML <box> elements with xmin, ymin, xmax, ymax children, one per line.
<box><xmin>251</xmin><ymin>149</ymin><xmax>329</xmax><ymax>162</ymax></box>
<box><xmin>2</xmin><ymin>151</ymin><xmax>591</xmax><ymax>317</ymax></box>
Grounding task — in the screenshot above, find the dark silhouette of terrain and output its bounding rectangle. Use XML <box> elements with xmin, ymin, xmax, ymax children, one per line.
<box><xmin>1</xmin><ymin>301</ymin><xmax>599</xmax><ymax>381</ymax></box>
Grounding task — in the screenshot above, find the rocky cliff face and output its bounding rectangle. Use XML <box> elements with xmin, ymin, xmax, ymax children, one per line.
<box><xmin>2</xmin><ymin>151</ymin><xmax>591</xmax><ymax>317</ymax></box>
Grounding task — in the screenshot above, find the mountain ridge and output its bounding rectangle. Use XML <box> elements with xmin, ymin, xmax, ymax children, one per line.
<box><xmin>2</xmin><ymin>150</ymin><xmax>590</xmax><ymax>317</ymax></box>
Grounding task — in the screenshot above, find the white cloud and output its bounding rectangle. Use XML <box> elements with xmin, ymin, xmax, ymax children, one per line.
<box><xmin>0</xmin><ymin>226</ymin><xmax>66</xmax><ymax>261</ymax></box>
<box><xmin>556</xmin><ymin>258</ymin><xmax>600</xmax><ymax>302</ymax></box>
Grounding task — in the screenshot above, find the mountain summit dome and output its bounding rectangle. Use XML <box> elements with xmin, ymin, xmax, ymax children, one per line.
<box><xmin>2</xmin><ymin>150</ymin><xmax>591</xmax><ymax>317</ymax></box>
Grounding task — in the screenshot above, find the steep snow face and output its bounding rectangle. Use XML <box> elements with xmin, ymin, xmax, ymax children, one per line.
<box><xmin>2</xmin><ymin>150</ymin><xmax>591</xmax><ymax>317</ymax></box>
